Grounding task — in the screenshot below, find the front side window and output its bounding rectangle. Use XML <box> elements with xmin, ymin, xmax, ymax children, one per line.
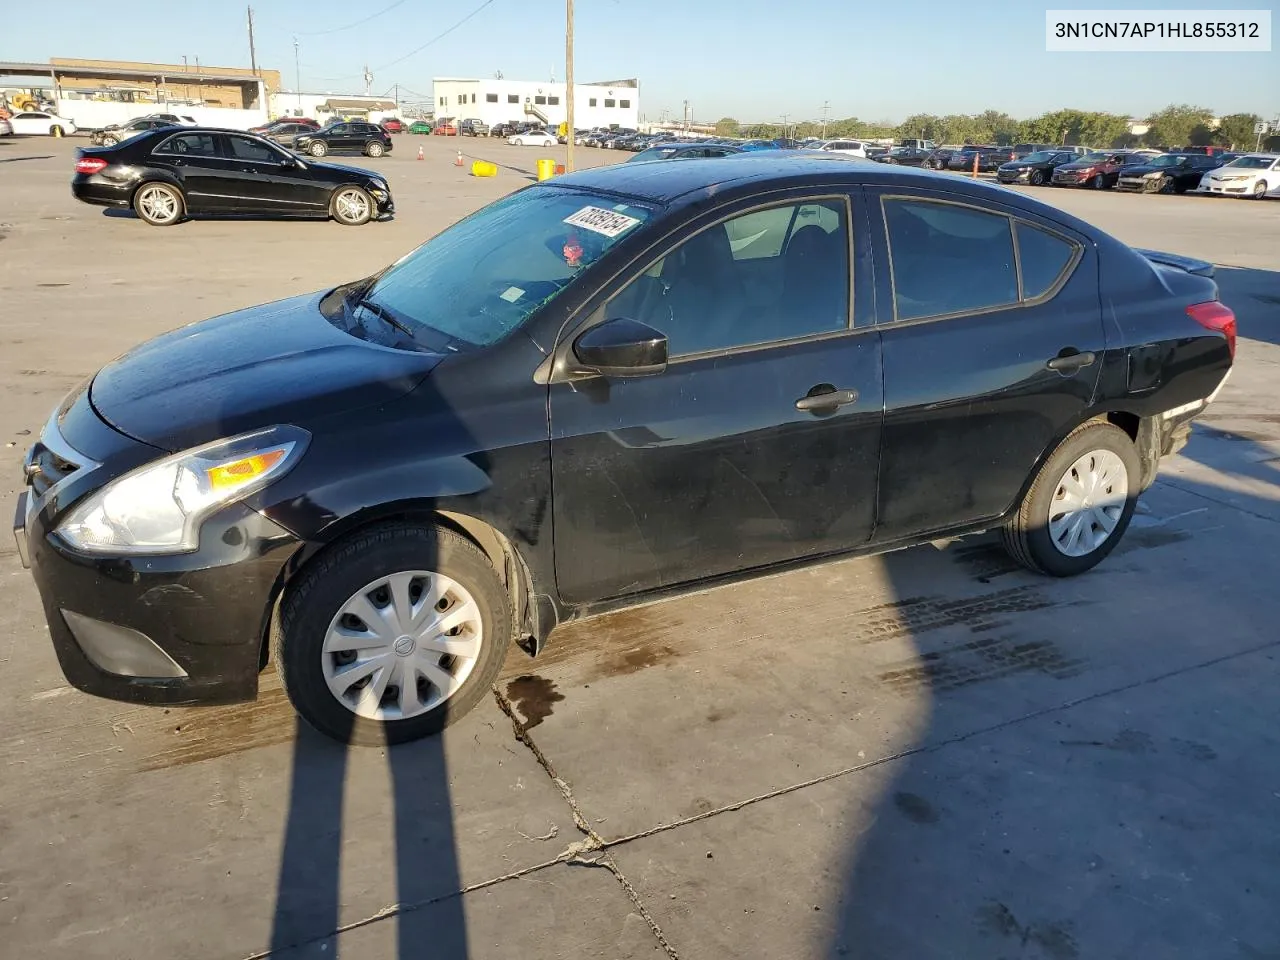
<box><xmin>883</xmin><ymin>199</ymin><xmax>1016</xmax><ymax>321</ymax></box>
<box><xmin>328</xmin><ymin>123</ymin><xmax>350</xmax><ymax>136</ymax></box>
<box><xmin>153</xmin><ymin>132</ymin><xmax>219</xmax><ymax>157</ymax></box>
<box><xmin>604</xmin><ymin>199</ymin><xmax>851</xmax><ymax>357</ymax></box>
<box><xmin>355</xmin><ymin>188</ymin><xmax>653</xmax><ymax>348</ymax></box>
<box><xmin>227</xmin><ymin>135</ymin><xmax>281</xmax><ymax>162</ymax></box>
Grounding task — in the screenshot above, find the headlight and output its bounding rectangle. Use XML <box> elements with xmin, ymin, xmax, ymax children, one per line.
<box><xmin>56</xmin><ymin>426</ymin><xmax>309</xmax><ymax>554</ymax></box>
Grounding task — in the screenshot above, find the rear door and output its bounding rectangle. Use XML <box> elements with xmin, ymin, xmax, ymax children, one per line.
<box><xmin>548</xmin><ymin>191</ymin><xmax>884</xmax><ymax>604</ymax></box>
<box><xmin>148</xmin><ymin>131</ymin><xmax>232</xmax><ymax>213</ymax></box>
<box><xmin>866</xmin><ymin>187</ymin><xmax>1105</xmax><ymax>542</ymax></box>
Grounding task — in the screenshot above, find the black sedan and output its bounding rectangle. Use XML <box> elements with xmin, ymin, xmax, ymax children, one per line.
<box><xmin>996</xmin><ymin>149</ymin><xmax>1079</xmax><ymax>186</ymax></box>
<box><xmin>19</xmin><ymin>155</ymin><xmax>1235</xmax><ymax>745</ymax></box>
<box><xmin>293</xmin><ymin>121</ymin><xmax>393</xmax><ymax>159</ymax></box>
<box><xmin>71</xmin><ymin>127</ymin><xmax>393</xmax><ymax>226</ymax></box>
<box><xmin>1115</xmin><ymin>153</ymin><xmax>1226</xmax><ymax>193</ymax></box>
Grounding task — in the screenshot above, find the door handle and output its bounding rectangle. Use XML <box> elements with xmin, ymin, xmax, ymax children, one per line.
<box><xmin>1046</xmin><ymin>350</ymin><xmax>1096</xmax><ymax>372</ymax></box>
<box><xmin>795</xmin><ymin>387</ymin><xmax>858</xmax><ymax>412</ymax></box>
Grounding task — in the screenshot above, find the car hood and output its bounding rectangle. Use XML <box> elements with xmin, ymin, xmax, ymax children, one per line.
<box><xmin>89</xmin><ymin>293</ymin><xmax>446</xmax><ymax>452</ymax></box>
<box><xmin>300</xmin><ymin>158</ymin><xmax>384</xmax><ymax>182</ymax></box>
<box><xmin>1056</xmin><ymin>160</ymin><xmax>1101</xmax><ymax>171</ymax></box>
<box><xmin>1205</xmin><ymin>166</ymin><xmax>1260</xmax><ymax>178</ymax></box>
<box><xmin>1121</xmin><ymin>163</ymin><xmax>1179</xmax><ymax>177</ymax></box>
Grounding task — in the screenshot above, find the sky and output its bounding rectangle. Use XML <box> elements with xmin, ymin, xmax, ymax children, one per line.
<box><xmin>5</xmin><ymin>0</ymin><xmax>1278</xmax><ymax>123</ymax></box>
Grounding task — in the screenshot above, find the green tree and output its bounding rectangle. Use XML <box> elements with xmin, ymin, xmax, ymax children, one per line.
<box><xmin>1076</xmin><ymin>112</ymin><xmax>1131</xmax><ymax>149</ymax></box>
<box><xmin>1214</xmin><ymin>112</ymin><xmax>1262</xmax><ymax>149</ymax></box>
<box><xmin>897</xmin><ymin>113</ymin><xmax>941</xmax><ymax>141</ymax></box>
<box><xmin>1144</xmin><ymin>103</ymin><xmax>1215</xmax><ymax>148</ymax></box>
<box><xmin>714</xmin><ymin>117</ymin><xmax>739</xmax><ymax>137</ymax></box>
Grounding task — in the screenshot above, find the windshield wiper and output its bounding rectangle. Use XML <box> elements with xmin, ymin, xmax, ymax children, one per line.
<box><xmin>354</xmin><ymin>297</ymin><xmax>416</xmax><ymax>340</ymax></box>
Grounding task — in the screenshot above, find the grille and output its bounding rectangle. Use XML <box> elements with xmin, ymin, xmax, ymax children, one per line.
<box><xmin>26</xmin><ymin>441</ymin><xmax>81</xmax><ymax>498</ymax></box>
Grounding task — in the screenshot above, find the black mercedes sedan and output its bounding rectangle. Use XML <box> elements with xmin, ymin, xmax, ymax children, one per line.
<box><xmin>996</xmin><ymin>149</ymin><xmax>1080</xmax><ymax>186</ymax></box>
<box><xmin>19</xmin><ymin>155</ymin><xmax>1235</xmax><ymax>745</ymax></box>
<box><xmin>71</xmin><ymin>127</ymin><xmax>394</xmax><ymax>226</ymax></box>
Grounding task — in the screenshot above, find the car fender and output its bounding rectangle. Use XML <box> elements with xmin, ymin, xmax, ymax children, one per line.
<box><xmin>130</xmin><ymin>169</ymin><xmax>185</xmax><ymax>201</ymax></box>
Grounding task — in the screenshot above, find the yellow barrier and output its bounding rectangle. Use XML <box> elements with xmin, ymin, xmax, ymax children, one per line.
<box><xmin>471</xmin><ymin>160</ymin><xmax>497</xmax><ymax>177</ymax></box>
<box><xmin>536</xmin><ymin>158</ymin><xmax>556</xmax><ymax>181</ymax></box>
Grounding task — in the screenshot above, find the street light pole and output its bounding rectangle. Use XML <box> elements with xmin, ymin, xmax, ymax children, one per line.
<box><xmin>565</xmin><ymin>0</ymin><xmax>574</xmax><ymax>171</ymax></box>
<box><xmin>821</xmin><ymin>101</ymin><xmax>829</xmax><ymax>140</ymax></box>
<box><xmin>293</xmin><ymin>38</ymin><xmax>301</xmax><ymax>113</ymax></box>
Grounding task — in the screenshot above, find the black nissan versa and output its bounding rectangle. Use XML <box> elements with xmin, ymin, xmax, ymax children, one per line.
<box><xmin>17</xmin><ymin>154</ymin><xmax>1236</xmax><ymax>745</ymax></box>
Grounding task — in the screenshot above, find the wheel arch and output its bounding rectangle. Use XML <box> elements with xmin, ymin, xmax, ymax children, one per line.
<box><xmin>130</xmin><ymin>174</ymin><xmax>185</xmax><ymax>206</ymax></box>
<box><xmin>260</xmin><ymin>501</ymin><xmax>552</xmax><ymax>672</ymax></box>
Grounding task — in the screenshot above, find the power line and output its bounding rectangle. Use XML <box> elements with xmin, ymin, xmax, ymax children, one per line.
<box><xmin>373</xmin><ymin>0</ymin><xmax>499</xmax><ymax>72</ymax></box>
<box><xmin>295</xmin><ymin>0</ymin><xmax>412</xmax><ymax>36</ymax></box>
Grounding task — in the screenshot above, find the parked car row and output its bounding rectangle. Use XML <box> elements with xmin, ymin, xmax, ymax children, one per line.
<box><xmin>993</xmin><ymin>147</ymin><xmax>1277</xmax><ymax>199</ymax></box>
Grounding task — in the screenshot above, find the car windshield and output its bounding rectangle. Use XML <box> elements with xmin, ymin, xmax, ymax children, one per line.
<box><xmin>1225</xmin><ymin>156</ymin><xmax>1274</xmax><ymax>169</ymax></box>
<box><xmin>353</xmin><ymin>187</ymin><xmax>655</xmax><ymax>348</ymax></box>
<box><xmin>630</xmin><ymin>146</ymin><xmax>679</xmax><ymax>162</ymax></box>
<box><xmin>1082</xmin><ymin>152</ymin><xmax>1111</xmax><ymax>162</ymax></box>
<box><xmin>1021</xmin><ymin>151</ymin><xmax>1054</xmax><ymax>163</ymax></box>
<box><xmin>1148</xmin><ymin>155</ymin><xmax>1186</xmax><ymax>167</ymax></box>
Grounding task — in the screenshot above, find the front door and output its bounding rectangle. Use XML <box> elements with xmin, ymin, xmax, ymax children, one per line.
<box><xmin>147</xmin><ymin>131</ymin><xmax>234</xmax><ymax>213</ymax></box>
<box><xmin>866</xmin><ymin>187</ymin><xmax>1107</xmax><ymax>543</ymax></box>
<box><xmin>223</xmin><ymin>134</ymin><xmax>328</xmax><ymax>215</ymax></box>
<box><xmin>549</xmin><ymin>193</ymin><xmax>884</xmax><ymax>605</ymax></box>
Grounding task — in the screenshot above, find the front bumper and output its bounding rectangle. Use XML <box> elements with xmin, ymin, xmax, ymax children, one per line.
<box><xmin>997</xmin><ymin>170</ymin><xmax>1031</xmax><ymax>183</ymax></box>
<box><xmin>15</xmin><ymin>405</ymin><xmax>302</xmax><ymax>706</ymax></box>
<box><xmin>1116</xmin><ymin>177</ymin><xmax>1155</xmax><ymax>192</ymax></box>
<box><xmin>1199</xmin><ymin>181</ymin><xmax>1254</xmax><ymax>195</ymax></box>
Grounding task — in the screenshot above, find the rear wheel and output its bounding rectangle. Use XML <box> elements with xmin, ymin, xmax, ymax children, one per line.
<box><xmin>309</xmin><ymin>141</ymin><xmax>328</xmax><ymax>157</ymax></box>
<box><xmin>1001</xmin><ymin>421</ymin><xmax>1139</xmax><ymax>577</ymax></box>
<box><xmin>365</xmin><ymin>140</ymin><xmax>385</xmax><ymax>157</ymax></box>
<box><xmin>273</xmin><ymin>523</ymin><xmax>512</xmax><ymax>745</ymax></box>
<box><xmin>1253</xmin><ymin>179</ymin><xmax>1268</xmax><ymax>199</ymax></box>
<box><xmin>133</xmin><ymin>182</ymin><xmax>184</xmax><ymax>226</ymax></box>
<box><xmin>331</xmin><ymin>186</ymin><xmax>373</xmax><ymax>225</ymax></box>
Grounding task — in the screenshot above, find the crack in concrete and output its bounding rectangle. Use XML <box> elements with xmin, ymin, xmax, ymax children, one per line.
<box><xmin>492</xmin><ymin>684</ymin><xmax>682</xmax><ymax>960</ymax></box>
<box><xmin>1158</xmin><ymin>476</ymin><xmax>1280</xmax><ymax>525</ymax></box>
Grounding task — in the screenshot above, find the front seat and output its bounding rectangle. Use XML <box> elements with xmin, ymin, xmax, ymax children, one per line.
<box><xmin>782</xmin><ymin>225</ymin><xmax>847</xmax><ymax>333</ymax></box>
<box><xmin>658</xmin><ymin>224</ymin><xmax>744</xmax><ymax>354</ymax></box>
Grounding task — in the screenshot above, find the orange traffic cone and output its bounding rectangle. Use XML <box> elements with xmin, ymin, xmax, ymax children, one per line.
<box><xmin>454</xmin><ymin>150</ymin><xmax>463</xmax><ymax>167</ymax></box>
<box><xmin>417</xmin><ymin>146</ymin><xmax>424</xmax><ymax>160</ymax></box>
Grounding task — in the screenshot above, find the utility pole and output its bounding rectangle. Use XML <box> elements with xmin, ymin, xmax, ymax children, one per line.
<box><xmin>195</xmin><ymin>56</ymin><xmax>202</xmax><ymax>103</ymax></box>
<box><xmin>247</xmin><ymin>7</ymin><xmax>258</xmax><ymax>75</ymax></box>
<box><xmin>821</xmin><ymin>101</ymin><xmax>829</xmax><ymax>140</ymax></box>
<box><xmin>683</xmin><ymin>99</ymin><xmax>689</xmax><ymax>132</ymax></box>
<box><xmin>781</xmin><ymin>113</ymin><xmax>789</xmax><ymax>140</ymax></box>
<box><xmin>293</xmin><ymin>38</ymin><xmax>301</xmax><ymax>113</ymax></box>
<box><xmin>565</xmin><ymin>0</ymin><xmax>574</xmax><ymax>171</ymax></box>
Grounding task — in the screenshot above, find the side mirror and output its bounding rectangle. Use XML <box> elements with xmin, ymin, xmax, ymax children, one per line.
<box><xmin>573</xmin><ymin>317</ymin><xmax>668</xmax><ymax>378</ymax></box>
<box><xmin>279</xmin><ymin>156</ymin><xmax>296</xmax><ymax>168</ymax></box>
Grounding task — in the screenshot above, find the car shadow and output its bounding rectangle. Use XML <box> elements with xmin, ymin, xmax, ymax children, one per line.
<box><xmin>824</xmin><ymin>420</ymin><xmax>1279</xmax><ymax>958</ymax></box>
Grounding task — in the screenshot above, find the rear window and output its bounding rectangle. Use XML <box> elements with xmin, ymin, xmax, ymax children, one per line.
<box><xmin>883</xmin><ymin>199</ymin><xmax>1016</xmax><ymax>321</ymax></box>
<box><xmin>1016</xmin><ymin>223</ymin><xmax>1078</xmax><ymax>300</ymax></box>
<box><xmin>153</xmin><ymin>132</ymin><xmax>218</xmax><ymax>157</ymax></box>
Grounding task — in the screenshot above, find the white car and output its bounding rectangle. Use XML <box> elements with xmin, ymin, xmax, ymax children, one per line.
<box><xmin>0</xmin><ymin>117</ymin><xmax>13</xmax><ymax>137</ymax></box>
<box><xmin>1197</xmin><ymin>153</ymin><xmax>1280</xmax><ymax>199</ymax></box>
<box><xmin>816</xmin><ymin>139</ymin><xmax>868</xmax><ymax>158</ymax></box>
<box><xmin>8</xmin><ymin>111</ymin><xmax>76</xmax><ymax>136</ymax></box>
<box><xmin>507</xmin><ymin>129</ymin><xmax>557</xmax><ymax>147</ymax></box>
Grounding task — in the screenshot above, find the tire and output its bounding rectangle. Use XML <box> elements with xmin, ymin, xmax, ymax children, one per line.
<box><xmin>103</xmin><ymin>135</ymin><xmax>119</xmax><ymax>147</ymax></box>
<box><xmin>1030</xmin><ymin>169</ymin><xmax>1045</xmax><ymax>186</ymax></box>
<box><xmin>1000</xmin><ymin>421</ymin><xmax>1140</xmax><ymax>577</ymax></box>
<box><xmin>1156</xmin><ymin>175</ymin><xmax>1175</xmax><ymax>194</ymax></box>
<box><xmin>273</xmin><ymin>522</ymin><xmax>513</xmax><ymax>745</ymax></box>
<box><xmin>331</xmin><ymin>186</ymin><xmax>374</xmax><ymax>225</ymax></box>
<box><xmin>132</xmin><ymin>182</ymin><xmax>184</xmax><ymax>226</ymax></box>
<box><xmin>1253</xmin><ymin>180</ymin><xmax>1268</xmax><ymax>199</ymax></box>
<box><xmin>365</xmin><ymin>140</ymin><xmax>384</xmax><ymax>157</ymax></box>
<box><xmin>309</xmin><ymin>140</ymin><xmax>328</xmax><ymax>157</ymax></box>
<box><xmin>1091</xmin><ymin>173</ymin><xmax>1106</xmax><ymax>190</ymax></box>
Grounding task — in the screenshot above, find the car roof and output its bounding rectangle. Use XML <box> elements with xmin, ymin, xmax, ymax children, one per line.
<box><xmin>547</xmin><ymin>151</ymin><xmax>1090</xmax><ymax>212</ymax></box>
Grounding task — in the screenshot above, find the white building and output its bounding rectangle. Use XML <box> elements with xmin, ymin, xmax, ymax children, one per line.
<box><xmin>269</xmin><ymin>92</ymin><xmax>400</xmax><ymax>123</ymax></box>
<box><xmin>433</xmin><ymin>77</ymin><xmax>639</xmax><ymax>130</ymax></box>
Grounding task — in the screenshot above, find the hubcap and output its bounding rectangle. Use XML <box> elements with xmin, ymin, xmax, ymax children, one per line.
<box><xmin>335</xmin><ymin>189</ymin><xmax>369</xmax><ymax>222</ymax></box>
<box><xmin>139</xmin><ymin>186</ymin><xmax>177</xmax><ymax>221</ymax></box>
<box><xmin>1048</xmin><ymin>449</ymin><xmax>1128</xmax><ymax>557</ymax></box>
<box><xmin>322</xmin><ymin>571</ymin><xmax>483</xmax><ymax>721</ymax></box>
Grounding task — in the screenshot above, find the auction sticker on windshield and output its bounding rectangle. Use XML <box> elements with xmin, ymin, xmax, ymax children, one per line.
<box><xmin>563</xmin><ymin>206</ymin><xmax>642</xmax><ymax>238</ymax></box>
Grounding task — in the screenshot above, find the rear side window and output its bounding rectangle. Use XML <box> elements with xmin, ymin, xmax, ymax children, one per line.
<box><xmin>883</xmin><ymin>199</ymin><xmax>1016</xmax><ymax>321</ymax></box>
<box><xmin>154</xmin><ymin>133</ymin><xmax>218</xmax><ymax>157</ymax></box>
<box><xmin>1016</xmin><ymin>223</ymin><xmax>1078</xmax><ymax>300</ymax></box>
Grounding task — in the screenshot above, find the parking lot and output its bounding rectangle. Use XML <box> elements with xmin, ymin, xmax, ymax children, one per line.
<box><xmin>3</xmin><ymin>134</ymin><xmax>1280</xmax><ymax>959</ymax></box>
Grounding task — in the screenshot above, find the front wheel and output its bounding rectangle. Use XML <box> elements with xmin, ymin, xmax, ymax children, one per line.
<box><xmin>331</xmin><ymin>186</ymin><xmax>374</xmax><ymax>225</ymax></box>
<box><xmin>1253</xmin><ymin>179</ymin><xmax>1268</xmax><ymax>199</ymax></box>
<box><xmin>1091</xmin><ymin>173</ymin><xmax>1106</xmax><ymax>190</ymax></box>
<box><xmin>1001</xmin><ymin>421</ymin><xmax>1139</xmax><ymax>577</ymax></box>
<box><xmin>273</xmin><ymin>523</ymin><xmax>513</xmax><ymax>745</ymax></box>
<box><xmin>102</xmin><ymin>135</ymin><xmax>119</xmax><ymax>147</ymax></box>
<box><xmin>365</xmin><ymin>140</ymin><xmax>385</xmax><ymax>157</ymax></box>
<box><xmin>1156</xmin><ymin>175</ymin><xmax>1175</xmax><ymax>194</ymax></box>
<box><xmin>1029</xmin><ymin>169</ymin><xmax>1046</xmax><ymax>186</ymax></box>
<box><xmin>133</xmin><ymin>182</ymin><xmax>184</xmax><ymax>226</ymax></box>
<box><xmin>309</xmin><ymin>141</ymin><xmax>328</xmax><ymax>157</ymax></box>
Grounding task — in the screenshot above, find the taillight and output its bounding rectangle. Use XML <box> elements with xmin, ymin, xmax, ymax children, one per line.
<box><xmin>76</xmin><ymin>157</ymin><xmax>108</xmax><ymax>175</ymax></box>
<box><xmin>1186</xmin><ymin>301</ymin><xmax>1236</xmax><ymax>359</ymax></box>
